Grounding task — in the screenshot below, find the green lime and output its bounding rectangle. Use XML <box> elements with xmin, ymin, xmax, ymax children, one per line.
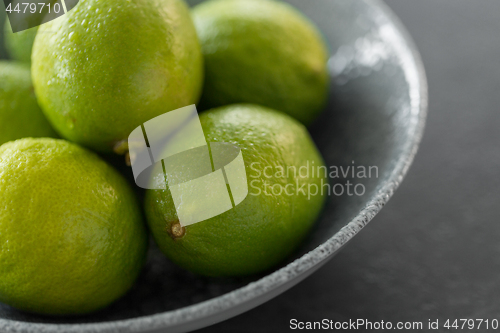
<box><xmin>32</xmin><ymin>0</ymin><xmax>203</xmax><ymax>153</ymax></box>
<box><xmin>192</xmin><ymin>0</ymin><xmax>330</xmax><ymax>125</ymax></box>
<box><xmin>0</xmin><ymin>61</ymin><xmax>57</xmax><ymax>146</ymax></box>
<box><xmin>4</xmin><ymin>21</ymin><xmax>38</xmax><ymax>63</ymax></box>
<box><xmin>0</xmin><ymin>138</ymin><xmax>148</xmax><ymax>315</ymax></box>
<box><xmin>145</xmin><ymin>104</ymin><xmax>327</xmax><ymax>277</ymax></box>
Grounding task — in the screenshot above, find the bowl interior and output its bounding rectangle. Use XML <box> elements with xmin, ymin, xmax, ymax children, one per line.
<box><xmin>0</xmin><ymin>0</ymin><xmax>426</xmax><ymax>332</ymax></box>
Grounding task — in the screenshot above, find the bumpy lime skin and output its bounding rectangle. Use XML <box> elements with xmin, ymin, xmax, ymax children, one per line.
<box><xmin>32</xmin><ymin>0</ymin><xmax>204</xmax><ymax>152</ymax></box>
<box><xmin>0</xmin><ymin>61</ymin><xmax>58</xmax><ymax>145</ymax></box>
<box><xmin>4</xmin><ymin>21</ymin><xmax>38</xmax><ymax>63</ymax></box>
<box><xmin>0</xmin><ymin>138</ymin><xmax>148</xmax><ymax>315</ymax></box>
<box><xmin>145</xmin><ymin>105</ymin><xmax>328</xmax><ymax>277</ymax></box>
<box><xmin>192</xmin><ymin>0</ymin><xmax>330</xmax><ymax>126</ymax></box>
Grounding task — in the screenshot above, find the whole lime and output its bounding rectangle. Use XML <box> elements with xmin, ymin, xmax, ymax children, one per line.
<box><xmin>32</xmin><ymin>0</ymin><xmax>203</xmax><ymax>152</ymax></box>
<box><xmin>192</xmin><ymin>0</ymin><xmax>330</xmax><ymax>125</ymax></box>
<box><xmin>145</xmin><ymin>104</ymin><xmax>327</xmax><ymax>277</ymax></box>
<box><xmin>0</xmin><ymin>61</ymin><xmax>57</xmax><ymax>145</ymax></box>
<box><xmin>0</xmin><ymin>138</ymin><xmax>148</xmax><ymax>315</ymax></box>
<box><xmin>4</xmin><ymin>21</ymin><xmax>38</xmax><ymax>63</ymax></box>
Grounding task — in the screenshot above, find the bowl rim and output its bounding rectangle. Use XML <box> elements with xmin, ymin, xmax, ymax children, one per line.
<box><xmin>0</xmin><ymin>0</ymin><xmax>428</xmax><ymax>332</ymax></box>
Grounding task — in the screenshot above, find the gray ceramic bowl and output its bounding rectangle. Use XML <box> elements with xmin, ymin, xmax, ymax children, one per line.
<box><xmin>0</xmin><ymin>0</ymin><xmax>427</xmax><ymax>332</ymax></box>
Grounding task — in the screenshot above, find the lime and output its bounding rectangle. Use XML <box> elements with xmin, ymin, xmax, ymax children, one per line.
<box><xmin>192</xmin><ymin>0</ymin><xmax>330</xmax><ymax>125</ymax></box>
<box><xmin>32</xmin><ymin>0</ymin><xmax>203</xmax><ymax>153</ymax></box>
<box><xmin>4</xmin><ymin>21</ymin><xmax>38</xmax><ymax>63</ymax></box>
<box><xmin>145</xmin><ymin>104</ymin><xmax>327</xmax><ymax>277</ymax></box>
<box><xmin>0</xmin><ymin>138</ymin><xmax>148</xmax><ymax>315</ymax></box>
<box><xmin>0</xmin><ymin>61</ymin><xmax>57</xmax><ymax>145</ymax></box>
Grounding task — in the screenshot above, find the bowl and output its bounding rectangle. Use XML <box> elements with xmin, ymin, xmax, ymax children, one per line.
<box><xmin>0</xmin><ymin>0</ymin><xmax>427</xmax><ymax>332</ymax></box>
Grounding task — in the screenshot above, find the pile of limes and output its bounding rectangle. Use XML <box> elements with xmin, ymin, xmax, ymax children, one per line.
<box><xmin>0</xmin><ymin>0</ymin><xmax>330</xmax><ymax>315</ymax></box>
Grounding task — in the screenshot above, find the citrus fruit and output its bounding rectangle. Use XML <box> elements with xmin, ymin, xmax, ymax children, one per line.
<box><xmin>32</xmin><ymin>0</ymin><xmax>203</xmax><ymax>153</ymax></box>
<box><xmin>192</xmin><ymin>0</ymin><xmax>330</xmax><ymax>126</ymax></box>
<box><xmin>0</xmin><ymin>138</ymin><xmax>148</xmax><ymax>315</ymax></box>
<box><xmin>0</xmin><ymin>61</ymin><xmax>57</xmax><ymax>145</ymax></box>
<box><xmin>4</xmin><ymin>21</ymin><xmax>38</xmax><ymax>63</ymax></box>
<box><xmin>145</xmin><ymin>104</ymin><xmax>327</xmax><ymax>277</ymax></box>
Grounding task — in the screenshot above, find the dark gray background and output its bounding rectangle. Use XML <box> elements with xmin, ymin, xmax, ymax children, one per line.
<box><xmin>196</xmin><ymin>1</ymin><xmax>500</xmax><ymax>332</ymax></box>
